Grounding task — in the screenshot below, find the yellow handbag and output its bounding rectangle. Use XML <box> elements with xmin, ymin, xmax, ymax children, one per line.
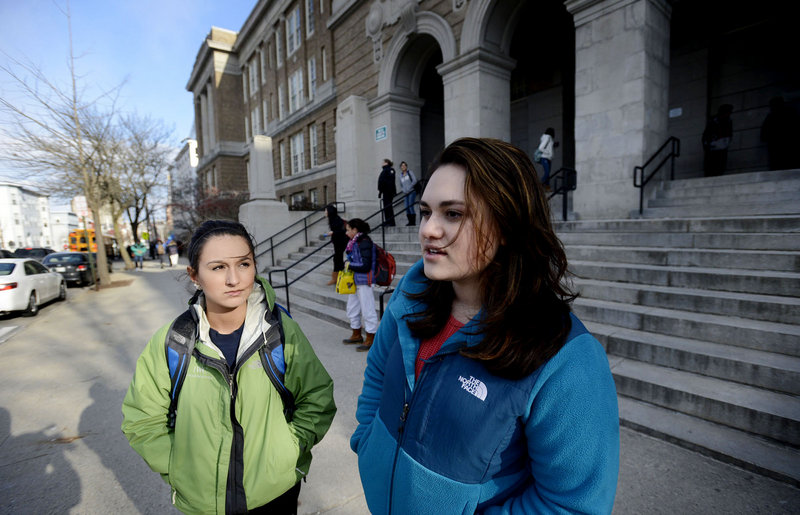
<box><xmin>335</xmin><ymin>266</ymin><xmax>356</xmax><ymax>294</ymax></box>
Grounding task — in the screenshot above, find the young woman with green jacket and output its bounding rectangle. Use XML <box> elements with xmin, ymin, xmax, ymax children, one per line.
<box><xmin>122</xmin><ymin>220</ymin><xmax>336</xmax><ymax>514</ymax></box>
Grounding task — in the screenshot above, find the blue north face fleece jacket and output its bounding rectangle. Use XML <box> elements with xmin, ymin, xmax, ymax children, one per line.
<box><xmin>350</xmin><ymin>261</ymin><xmax>620</xmax><ymax>514</ymax></box>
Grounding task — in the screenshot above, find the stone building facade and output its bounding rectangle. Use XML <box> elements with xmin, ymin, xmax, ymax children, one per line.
<box><xmin>189</xmin><ymin>0</ymin><xmax>794</xmax><ymax>237</ymax></box>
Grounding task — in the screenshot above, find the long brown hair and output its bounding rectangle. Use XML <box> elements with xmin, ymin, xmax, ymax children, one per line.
<box><xmin>406</xmin><ymin>137</ymin><xmax>576</xmax><ymax>379</ymax></box>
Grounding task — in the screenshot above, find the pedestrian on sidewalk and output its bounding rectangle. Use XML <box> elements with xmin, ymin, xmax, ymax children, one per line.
<box><xmin>351</xmin><ymin>138</ymin><xmax>619</xmax><ymax>514</ymax></box>
<box><xmin>341</xmin><ymin>218</ymin><xmax>378</xmax><ymax>352</ymax></box>
<box><xmin>122</xmin><ymin>220</ymin><xmax>336</xmax><ymax>514</ymax></box>
<box><xmin>166</xmin><ymin>238</ymin><xmax>179</xmax><ymax>267</ymax></box>
<box><xmin>399</xmin><ymin>161</ymin><xmax>419</xmax><ymax>226</ymax></box>
<box><xmin>377</xmin><ymin>159</ymin><xmax>397</xmax><ymax>227</ymax></box>
<box><xmin>324</xmin><ymin>204</ymin><xmax>348</xmax><ymax>286</ymax></box>
<box><xmin>131</xmin><ymin>241</ymin><xmax>147</xmax><ymax>270</ymax></box>
<box><xmin>155</xmin><ymin>239</ymin><xmax>166</xmax><ymax>269</ymax></box>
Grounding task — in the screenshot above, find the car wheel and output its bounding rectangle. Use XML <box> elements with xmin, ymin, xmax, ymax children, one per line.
<box><xmin>58</xmin><ymin>282</ymin><xmax>67</xmax><ymax>301</ymax></box>
<box><xmin>22</xmin><ymin>291</ymin><xmax>38</xmax><ymax>317</ymax></box>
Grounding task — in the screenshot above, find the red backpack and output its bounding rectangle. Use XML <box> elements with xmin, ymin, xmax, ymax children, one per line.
<box><xmin>373</xmin><ymin>244</ymin><xmax>396</xmax><ymax>286</ymax></box>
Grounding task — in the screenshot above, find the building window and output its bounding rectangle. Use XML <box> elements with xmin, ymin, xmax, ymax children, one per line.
<box><xmin>286</xmin><ymin>7</ymin><xmax>302</xmax><ymax>57</ymax></box>
<box><xmin>244</xmin><ymin>115</ymin><xmax>250</xmax><ymax>140</ymax></box>
<box><xmin>279</xmin><ymin>141</ymin><xmax>287</xmax><ymax>178</ymax></box>
<box><xmin>275</xmin><ymin>28</ymin><xmax>283</xmax><ymax>67</ymax></box>
<box><xmin>307</xmin><ymin>57</ymin><xmax>316</xmax><ymax>101</ymax></box>
<box><xmin>248</xmin><ymin>58</ymin><xmax>258</xmax><ymax>97</ymax></box>
<box><xmin>306</xmin><ymin>0</ymin><xmax>314</xmax><ymax>36</ymax></box>
<box><xmin>320</xmin><ymin>0</ymin><xmax>324</xmax><ymax>13</ymax></box>
<box><xmin>321</xmin><ymin>47</ymin><xmax>327</xmax><ymax>81</ymax></box>
<box><xmin>278</xmin><ymin>85</ymin><xmax>285</xmax><ymax>120</ymax></box>
<box><xmin>321</xmin><ymin>121</ymin><xmax>327</xmax><ymax>158</ymax></box>
<box><xmin>268</xmin><ymin>42</ymin><xmax>274</xmax><ymax>69</ymax></box>
<box><xmin>291</xmin><ymin>192</ymin><xmax>305</xmax><ymax>209</ymax></box>
<box><xmin>260</xmin><ymin>47</ymin><xmax>267</xmax><ymax>83</ymax></box>
<box><xmin>269</xmin><ymin>93</ymin><xmax>275</xmax><ymax>121</ymax></box>
<box><xmin>253</xmin><ymin>105</ymin><xmax>260</xmax><ymax>135</ymax></box>
<box><xmin>309</xmin><ymin>188</ymin><xmax>318</xmax><ymax>207</ymax></box>
<box><xmin>309</xmin><ymin>124</ymin><xmax>318</xmax><ymax>167</ymax></box>
<box><xmin>262</xmin><ymin>98</ymin><xmax>269</xmax><ymax>128</ymax></box>
<box><xmin>289</xmin><ymin>69</ymin><xmax>304</xmax><ymax>113</ymax></box>
<box><xmin>290</xmin><ymin>131</ymin><xmax>304</xmax><ymax>175</ymax></box>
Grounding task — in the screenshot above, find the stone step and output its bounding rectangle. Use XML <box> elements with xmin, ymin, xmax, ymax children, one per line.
<box><xmin>555</xmin><ymin>215</ymin><xmax>800</xmax><ymax>234</ymax></box>
<box><xmin>573</xmin><ymin>278</ymin><xmax>800</xmax><ymax>325</ymax></box>
<box><xmin>589</xmin><ymin>322</ymin><xmax>800</xmax><ymax>395</ymax></box>
<box><xmin>618</xmin><ymin>396</ymin><xmax>800</xmax><ymax>486</ymax></box>
<box><xmin>661</xmin><ymin>169</ymin><xmax>800</xmax><ymax>190</ymax></box>
<box><xmin>655</xmin><ymin>178</ymin><xmax>800</xmax><ymax>199</ymax></box>
<box><xmin>640</xmin><ymin>202</ymin><xmax>800</xmax><ymax>218</ymax></box>
<box><xmin>572</xmin><ymin>298</ymin><xmax>800</xmax><ymax>356</ymax></box>
<box><xmin>570</xmin><ymin>260</ymin><xmax>800</xmax><ymax>296</ymax></box>
<box><xmin>558</xmin><ymin>231</ymin><xmax>797</xmax><ymax>250</ymax></box>
<box><xmin>649</xmin><ymin>190</ymin><xmax>800</xmax><ymax>209</ymax></box>
<box><xmin>609</xmin><ymin>357</ymin><xmax>800</xmax><ymax>446</ymax></box>
<box><xmin>566</xmin><ymin>245</ymin><xmax>799</xmax><ymax>272</ymax></box>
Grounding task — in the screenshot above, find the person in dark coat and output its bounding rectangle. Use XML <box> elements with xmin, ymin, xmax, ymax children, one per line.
<box><xmin>377</xmin><ymin>159</ymin><xmax>397</xmax><ymax>227</ymax></box>
<box><xmin>761</xmin><ymin>96</ymin><xmax>800</xmax><ymax>171</ymax></box>
<box><xmin>325</xmin><ymin>204</ymin><xmax>349</xmax><ymax>285</ymax></box>
<box><xmin>702</xmin><ymin>104</ymin><xmax>734</xmax><ymax>177</ymax></box>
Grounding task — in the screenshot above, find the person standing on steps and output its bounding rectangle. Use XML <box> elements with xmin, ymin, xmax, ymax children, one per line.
<box><xmin>341</xmin><ymin>218</ymin><xmax>378</xmax><ymax>352</ymax></box>
<box><xmin>538</xmin><ymin>127</ymin><xmax>556</xmax><ymax>188</ymax></box>
<box><xmin>350</xmin><ymin>138</ymin><xmax>619</xmax><ymax>514</ymax></box>
<box><xmin>378</xmin><ymin>159</ymin><xmax>397</xmax><ymax>227</ymax></box>
<box><xmin>324</xmin><ymin>204</ymin><xmax>348</xmax><ymax>286</ymax></box>
<box><xmin>399</xmin><ymin>161</ymin><xmax>419</xmax><ymax>226</ymax></box>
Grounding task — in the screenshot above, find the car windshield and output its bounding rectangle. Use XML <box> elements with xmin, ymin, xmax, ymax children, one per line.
<box><xmin>44</xmin><ymin>254</ymin><xmax>85</xmax><ymax>265</ymax></box>
<box><xmin>0</xmin><ymin>263</ymin><xmax>16</xmax><ymax>276</ymax></box>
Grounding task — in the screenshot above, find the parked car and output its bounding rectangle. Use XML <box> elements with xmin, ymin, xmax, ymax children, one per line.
<box><xmin>42</xmin><ymin>252</ymin><xmax>106</xmax><ymax>286</ymax></box>
<box><xmin>0</xmin><ymin>249</ymin><xmax>14</xmax><ymax>258</ymax></box>
<box><xmin>0</xmin><ymin>258</ymin><xmax>66</xmax><ymax>316</ymax></box>
<box><xmin>13</xmin><ymin>247</ymin><xmax>55</xmax><ymax>262</ymax></box>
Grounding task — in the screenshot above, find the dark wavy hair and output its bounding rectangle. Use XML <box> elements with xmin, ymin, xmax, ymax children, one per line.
<box><xmin>406</xmin><ymin>138</ymin><xmax>576</xmax><ymax>379</ymax></box>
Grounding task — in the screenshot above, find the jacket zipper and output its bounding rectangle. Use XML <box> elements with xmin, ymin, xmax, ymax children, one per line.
<box><xmin>387</xmin><ymin>362</ymin><xmax>436</xmax><ymax>515</ymax></box>
<box><xmin>195</xmin><ymin>337</ymin><xmax>266</xmax><ymax>514</ymax></box>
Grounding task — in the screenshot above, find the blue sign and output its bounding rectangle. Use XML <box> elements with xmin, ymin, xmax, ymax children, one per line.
<box><xmin>375</xmin><ymin>126</ymin><xmax>387</xmax><ymax>141</ymax></box>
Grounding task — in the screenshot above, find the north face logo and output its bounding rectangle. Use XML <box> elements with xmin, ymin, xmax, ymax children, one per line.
<box><xmin>458</xmin><ymin>375</ymin><xmax>487</xmax><ymax>401</ymax></box>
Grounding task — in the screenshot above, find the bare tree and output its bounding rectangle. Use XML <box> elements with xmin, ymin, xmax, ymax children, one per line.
<box><xmin>169</xmin><ymin>174</ymin><xmax>248</xmax><ymax>239</ymax></box>
<box><xmin>0</xmin><ymin>3</ymin><xmax>116</xmax><ymax>286</ymax></box>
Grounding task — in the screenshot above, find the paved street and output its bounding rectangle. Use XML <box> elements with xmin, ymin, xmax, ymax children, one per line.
<box><xmin>0</xmin><ymin>260</ymin><xmax>798</xmax><ymax>513</ymax></box>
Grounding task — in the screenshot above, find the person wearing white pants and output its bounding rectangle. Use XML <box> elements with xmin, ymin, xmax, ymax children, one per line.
<box><xmin>341</xmin><ymin>218</ymin><xmax>379</xmax><ymax>351</ymax></box>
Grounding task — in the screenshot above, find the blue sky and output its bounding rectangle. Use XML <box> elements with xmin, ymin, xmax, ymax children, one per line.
<box><xmin>0</xmin><ymin>0</ymin><xmax>256</xmax><ymax>179</ymax></box>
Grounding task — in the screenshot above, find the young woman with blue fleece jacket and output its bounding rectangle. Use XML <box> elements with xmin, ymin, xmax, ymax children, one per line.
<box><xmin>350</xmin><ymin>138</ymin><xmax>619</xmax><ymax>514</ymax></box>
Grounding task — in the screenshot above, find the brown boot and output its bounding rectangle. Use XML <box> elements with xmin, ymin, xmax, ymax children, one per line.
<box><xmin>343</xmin><ymin>328</ymin><xmax>363</xmax><ymax>344</ymax></box>
<box><xmin>326</xmin><ymin>271</ymin><xmax>337</xmax><ymax>285</ymax></box>
<box><xmin>356</xmin><ymin>332</ymin><xmax>375</xmax><ymax>352</ymax></box>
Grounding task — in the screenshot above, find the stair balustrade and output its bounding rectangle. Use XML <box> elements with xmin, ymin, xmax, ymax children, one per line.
<box><xmin>547</xmin><ymin>167</ymin><xmax>577</xmax><ymax>221</ymax></box>
<box><xmin>633</xmin><ymin>136</ymin><xmax>681</xmax><ymax>215</ymax></box>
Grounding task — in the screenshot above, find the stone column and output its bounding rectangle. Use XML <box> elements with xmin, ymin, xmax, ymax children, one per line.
<box><xmin>368</xmin><ymin>92</ymin><xmax>425</xmax><ymax>182</ymax></box>
<box><xmin>239</xmin><ymin>135</ymin><xmax>291</xmax><ymax>256</ymax></box>
<box><xmin>566</xmin><ymin>0</ymin><xmax>671</xmax><ymax>219</ymax></box>
<box><xmin>438</xmin><ymin>48</ymin><xmax>516</xmax><ymax>143</ymax></box>
<box><xmin>335</xmin><ymin>95</ymin><xmax>380</xmax><ymax>219</ymax></box>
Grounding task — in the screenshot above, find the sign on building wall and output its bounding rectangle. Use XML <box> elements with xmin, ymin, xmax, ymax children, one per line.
<box><xmin>375</xmin><ymin>126</ymin><xmax>387</xmax><ymax>141</ymax></box>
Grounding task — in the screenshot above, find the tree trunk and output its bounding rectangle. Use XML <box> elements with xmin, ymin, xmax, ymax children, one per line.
<box><xmin>86</xmin><ymin>196</ymin><xmax>111</xmax><ymax>287</ymax></box>
<box><xmin>113</xmin><ymin>216</ymin><xmax>134</xmax><ymax>270</ymax></box>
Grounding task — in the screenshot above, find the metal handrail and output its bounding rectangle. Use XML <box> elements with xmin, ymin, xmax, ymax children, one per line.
<box><xmin>255</xmin><ymin>201</ymin><xmax>345</xmax><ymax>267</ymax></box>
<box><xmin>547</xmin><ymin>167</ymin><xmax>577</xmax><ymax>221</ymax></box>
<box><xmin>268</xmin><ymin>190</ymin><xmax>417</xmax><ymax>313</ymax></box>
<box><xmin>633</xmin><ymin>137</ymin><xmax>681</xmax><ymax>215</ymax></box>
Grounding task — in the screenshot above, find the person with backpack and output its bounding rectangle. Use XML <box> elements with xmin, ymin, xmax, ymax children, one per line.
<box><xmin>350</xmin><ymin>138</ymin><xmax>619</xmax><ymax>514</ymax></box>
<box><xmin>341</xmin><ymin>218</ymin><xmax>378</xmax><ymax>352</ymax></box>
<box><xmin>121</xmin><ymin>220</ymin><xmax>336</xmax><ymax>514</ymax></box>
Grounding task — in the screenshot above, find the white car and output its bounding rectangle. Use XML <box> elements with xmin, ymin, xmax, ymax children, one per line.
<box><xmin>0</xmin><ymin>258</ymin><xmax>66</xmax><ymax>317</ymax></box>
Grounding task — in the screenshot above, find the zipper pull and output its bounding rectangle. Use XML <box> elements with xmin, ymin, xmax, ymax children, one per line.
<box><xmin>398</xmin><ymin>402</ymin><xmax>410</xmax><ymax>433</ymax></box>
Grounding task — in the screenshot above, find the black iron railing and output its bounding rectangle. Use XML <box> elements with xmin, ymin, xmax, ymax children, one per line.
<box><xmin>268</xmin><ymin>191</ymin><xmax>416</xmax><ymax>313</ymax></box>
<box><xmin>255</xmin><ymin>201</ymin><xmax>345</xmax><ymax>267</ymax></box>
<box><xmin>633</xmin><ymin>137</ymin><xmax>681</xmax><ymax>215</ymax></box>
<box><xmin>547</xmin><ymin>167</ymin><xmax>577</xmax><ymax>221</ymax></box>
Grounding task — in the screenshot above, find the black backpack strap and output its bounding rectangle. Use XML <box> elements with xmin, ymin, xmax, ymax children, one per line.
<box><xmin>258</xmin><ymin>303</ymin><xmax>296</xmax><ymax>422</ymax></box>
<box><xmin>165</xmin><ymin>308</ymin><xmax>198</xmax><ymax>429</ymax></box>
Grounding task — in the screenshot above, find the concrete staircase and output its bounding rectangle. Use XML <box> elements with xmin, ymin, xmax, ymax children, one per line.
<box><xmin>560</xmin><ymin>169</ymin><xmax>800</xmax><ymax>486</ymax></box>
<box><xmin>264</xmin><ymin>168</ymin><xmax>800</xmax><ymax>485</ymax></box>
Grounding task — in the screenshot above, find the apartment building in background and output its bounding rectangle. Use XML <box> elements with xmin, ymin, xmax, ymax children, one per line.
<box><xmin>0</xmin><ymin>182</ymin><xmax>53</xmax><ymax>250</ymax></box>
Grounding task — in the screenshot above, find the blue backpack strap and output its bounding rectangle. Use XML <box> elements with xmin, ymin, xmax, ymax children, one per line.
<box><xmin>258</xmin><ymin>303</ymin><xmax>296</xmax><ymax>422</ymax></box>
<box><xmin>165</xmin><ymin>309</ymin><xmax>198</xmax><ymax>430</ymax></box>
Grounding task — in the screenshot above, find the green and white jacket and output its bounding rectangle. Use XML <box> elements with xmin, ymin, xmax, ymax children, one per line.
<box><xmin>122</xmin><ymin>277</ymin><xmax>336</xmax><ymax>514</ymax></box>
